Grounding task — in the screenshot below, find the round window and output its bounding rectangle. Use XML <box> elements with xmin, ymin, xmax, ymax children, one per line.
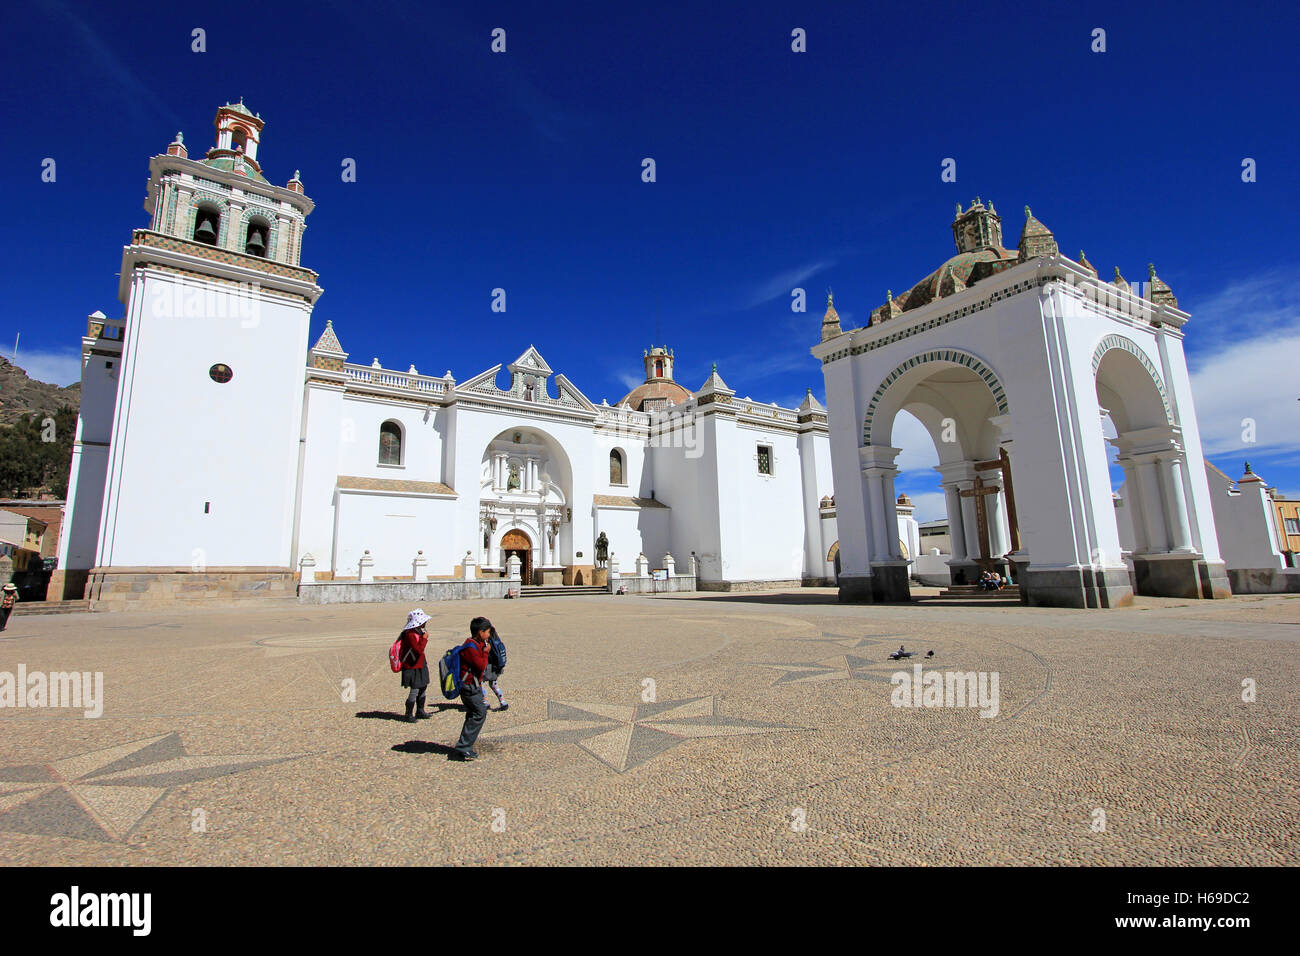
<box><xmin>209</xmin><ymin>363</ymin><xmax>233</xmax><ymax>384</ymax></box>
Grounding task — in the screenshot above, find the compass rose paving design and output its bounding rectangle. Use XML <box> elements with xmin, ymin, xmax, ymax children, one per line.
<box><xmin>487</xmin><ymin>697</ymin><xmax>804</xmax><ymax>773</ymax></box>
<box><xmin>0</xmin><ymin>733</ymin><xmax>306</xmax><ymax>843</ymax></box>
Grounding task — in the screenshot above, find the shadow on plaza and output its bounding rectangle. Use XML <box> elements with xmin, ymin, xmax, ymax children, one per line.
<box><xmin>391</xmin><ymin>740</ymin><xmax>461</xmax><ymax>757</ymax></box>
<box><xmin>355</xmin><ymin>705</ymin><xmax>466</xmax><ymax>722</ymax></box>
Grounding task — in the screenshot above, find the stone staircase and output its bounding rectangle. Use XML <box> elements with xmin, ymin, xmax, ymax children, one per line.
<box><xmin>519</xmin><ymin>585</ymin><xmax>608</xmax><ymax>599</ymax></box>
<box><xmin>12</xmin><ymin>600</ymin><xmax>94</xmax><ymax>616</ymax></box>
<box><xmin>936</xmin><ymin>584</ymin><xmax>1021</xmax><ymax>600</ymax></box>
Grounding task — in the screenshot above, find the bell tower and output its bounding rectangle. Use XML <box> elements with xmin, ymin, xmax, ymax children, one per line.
<box><xmin>63</xmin><ymin>102</ymin><xmax>325</xmax><ymax>604</ymax></box>
<box><xmin>643</xmin><ymin>345</ymin><xmax>675</xmax><ymax>382</ymax></box>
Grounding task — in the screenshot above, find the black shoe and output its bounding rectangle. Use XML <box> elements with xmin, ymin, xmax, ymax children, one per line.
<box><xmin>450</xmin><ymin>749</ymin><xmax>477</xmax><ymax>762</ymax></box>
<box><xmin>404</xmin><ymin>702</ymin><xmax>416</xmax><ymax>723</ymax></box>
<box><xmin>497</xmin><ymin>703</ymin><xmax>509</xmax><ymax>711</ymax></box>
<box><xmin>466</xmin><ymin>749</ymin><xmax>480</xmax><ymax>759</ymax></box>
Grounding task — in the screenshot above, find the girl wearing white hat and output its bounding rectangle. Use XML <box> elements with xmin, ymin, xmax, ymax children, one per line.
<box><xmin>0</xmin><ymin>584</ymin><xmax>16</xmax><ymax>632</ymax></box>
<box><xmin>397</xmin><ymin>608</ymin><xmax>432</xmax><ymax>722</ymax></box>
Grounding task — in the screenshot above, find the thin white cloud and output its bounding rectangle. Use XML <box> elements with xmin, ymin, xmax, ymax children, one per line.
<box><xmin>1189</xmin><ymin>316</ymin><xmax>1300</xmax><ymax>459</ymax></box>
<box><xmin>745</xmin><ymin>261</ymin><xmax>835</xmax><ymax>310</ymax></box>
<box><xmin>14</xmin><ymin>349</ymin><xmax>83</xmax><ymax>388</ymax></box>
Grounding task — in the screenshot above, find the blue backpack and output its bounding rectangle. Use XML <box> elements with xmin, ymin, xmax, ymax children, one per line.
<box><xmin>438</xmin><ymin>642</ymin><xmax>472</xmax><ymax>699</ymax></box>
<box><xmin>488</xmin><ymin>633</ymin><xmax>507</xmax><ymax>673</ymax></box>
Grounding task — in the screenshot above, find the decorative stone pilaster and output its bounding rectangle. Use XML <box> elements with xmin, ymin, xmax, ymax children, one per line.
<box><xmin>358</xmin><ymin>551</ymin><xmax>374</xmax><ymax>583</ymax></box>
<box><xmin>299</xmin><ymin>553</ymin><xmax>316</xmax><ymax>584</ymax></box>
<box><xmin>412</xmin><ymin>551</ymin><xmax>428</xmax><ymax>582</ymax></box>
<box><xmin>461</xmin><ymin>551</ymin><xmax>476</xmax><ymax>581</ymax></box>
<box><xmin>506</xmin><ymin>554</ymin><xmax>522</xmax><ymax>581</ymax></box>
<box><xmin>635</xmin><ymin>553</ymin><xmax>649</xmax><ymax>577</ymax></box>
<box><xmin>663</xmin><ymin>552</ymin><xmax>676</xmax><ymax>577</ymax></box>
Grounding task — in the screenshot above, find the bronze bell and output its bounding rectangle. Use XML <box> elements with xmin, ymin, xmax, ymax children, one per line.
<box><xmin>246</xmin><ymin>229</ymin><xmax>266</xmax><ymax>256</ymax></box>
<box><xmin>194</xmin><ymin>218</ymin><xmax>217</xmax><ymax>244</ymax></box>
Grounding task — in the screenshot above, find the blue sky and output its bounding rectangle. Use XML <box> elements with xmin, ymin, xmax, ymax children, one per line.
<box><xmin>3</xmin><ymin>0</ymin><xmax>1297</xmax><ymax>520</ymax></box>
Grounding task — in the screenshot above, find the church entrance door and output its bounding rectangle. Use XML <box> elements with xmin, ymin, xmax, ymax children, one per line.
<box><xmin>501</xmin><ymin>529</ymin><xmax>533</xmax><ymax>583</ymax></box>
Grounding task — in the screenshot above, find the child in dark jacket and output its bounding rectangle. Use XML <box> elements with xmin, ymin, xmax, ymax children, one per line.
<box><xmin>398</xmin><ymin>608</ymin><xmax>431</xmax><ymax>722</ymax></box>
<box><xmin>451</xmin><ymin>616</ymin><xmax>492</xmax><ymax>761</ymax></box>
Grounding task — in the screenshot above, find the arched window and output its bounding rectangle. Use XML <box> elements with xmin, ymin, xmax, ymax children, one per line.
<box><xmin>231</xmin><ymin>127</ymin><xmax>248</xmax><ymax>153</ymax></box>
<box><xmin>655</xmin><ymin>359</ymin><xmax>664</xmax><ymax>377</ymax></box>
<box><xmin>378</xmin><ymin>421</ymin><xmax>403</xmax><ymax>465</ymax></box>
<box><xmin>245</xmin><ymin>219</ymin><xmax>269</xmax><ymax>257</ymax></box>
<box><xmin>193</xmin><ymin>206</ymin><xmax>220</xmax><ymax>245</ymax></box>
<box><xmin>610</xmin><ymin>449</ymin><xmax>625</xmax><ymax>485</ymax></box>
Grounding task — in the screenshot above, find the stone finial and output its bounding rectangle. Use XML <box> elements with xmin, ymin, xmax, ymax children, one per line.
<box><xmin>1018</xmin><ymin>206</ymin><xmax>1058</xmax><ymax>263</ymax></box>
<box><xmin>1078</xmin><ymin>250</ymin><xmax>1098</xmax><ymax>277</ymax></box>
<box><xmin>820</xmin><ymin>292</ymin><xmax>843</xmax><ymax>342</ymax></box>
<box><xmin>1145</xmin><ymin>262</ymin><xmax>1178</xmax><ymax>307</ymax></box>
<box><xmin>955</xmin><ymin>202</ymin><xmax>963</xmax><ymax>217</ymax></box>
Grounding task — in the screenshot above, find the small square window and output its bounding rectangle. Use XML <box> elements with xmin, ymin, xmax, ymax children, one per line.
<box><xmin>757</xmin><ymin>445</ymin><xmax>773</xmax><ymax>476</ymax></box>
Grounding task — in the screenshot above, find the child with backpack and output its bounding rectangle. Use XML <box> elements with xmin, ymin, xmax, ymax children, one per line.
<box><xmin>447</xmin><ymin>616</ymin><xmax>492</xmax><ymax>761</ymax></box>
<box><xmin>483</xmin><ymin>626</ymin><xmax>509</xmax><ymax>711</ymax></box>
<box><xmin>396</xmin><ymin>608</ymin><xmax>431</xmax><ymax>722</ymax></box>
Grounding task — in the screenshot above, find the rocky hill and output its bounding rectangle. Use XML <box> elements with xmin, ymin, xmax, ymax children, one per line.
<box><xmin>0</xmin><ymin>357</ymin><xmax>81</xmax><ymax>425</ymax></box>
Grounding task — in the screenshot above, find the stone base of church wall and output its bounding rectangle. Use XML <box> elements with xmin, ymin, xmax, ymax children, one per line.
<box><xmin>1018</xmin><ymin>566</ymin><xmax>1133</xmax><ymax>609</ymax></box>
<box><xmin>801</xmin><ymin>575</ymin><xmax>836</xmax><ymax>587</ymax></box>
<box><xmin>1134</xmin><ymin>554</ymin><xmax>1231</xmax><ymax>599</ymax></box>
<box><xmin>867</xmin><ymin>563</ymin><xmax>912</xmax><ymax>603</ymax></box>
<box><xmin>563</xmin><ymin>565</ymin><xmax>595</xmax><ymax>586</ymax></box>
<box><xmin>1227</xmin><ymin>567</ymin><xmax>1300</xmax><ymax>594</ymax></box>
<box><xmin>86</xmin><ymin>567</ymin><xmax>298</xmax><ymax>611</ymax></box>
<box><xmin>698</xmin><ymin>578</ymin><xmax>802</xmax><ymax>592</ymax></box>
<box><xmin>298</xmin><ymin>579</ymin><xmax>514</xmax><ymax>604</ymax></box>
<box><xmin>836</xmin><ymin>573</ymin><xmax>874</xmax><ymax>603</ymax></box>
<box><xmin>611</xmin><ymin>575</ymin><xmax>697</xmax><ymax>594</ymax></box>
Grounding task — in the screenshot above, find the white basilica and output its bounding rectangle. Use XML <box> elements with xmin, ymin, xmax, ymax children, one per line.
<box><xmin>56</xmin><ymin>103</ymin><xmax>925</xmax><ymax>605</ymax></box>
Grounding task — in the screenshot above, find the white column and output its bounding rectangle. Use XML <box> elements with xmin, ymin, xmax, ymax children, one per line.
<box><xmin>1118</xmin><ymin>458</ymin><xmax>1147</xmax><ymax>553</ymax></box>
<box><xmin>986</xmin><ymin>485</ymin><xmax>1009</xmax><ymax>557</ymax></box>
<box><xmin>944</xmin><ymin>483</ymin><xmax>968</xmax><ymax>562</ymax></box>
<box><xmin>864</xmin><ymin>473</ymin><xmax>887</xmax><ymax>561</ymax></box>
<box><xmin>1160</xmin><ymin>456</ymin><xmax>1195</xmax><ymax>552</ymax></box>
<box><xmin>1136</xmin><ymin>458</ymin><xmax>1167</xmax><ymax>551</ymax></box>
<box><xmin>960</xmin><ymin>489</ymin><xmax>981</xmax><ymax>559</ymax></box>
<box><xmin>881</xmin><ymin>470</ymin><xmax>901</xmax><ymax>559</ymax></box>
<box><xmin>488</xmin><ymin>531</ymin><xmax>499</xmax><ymax>569</ymax></box>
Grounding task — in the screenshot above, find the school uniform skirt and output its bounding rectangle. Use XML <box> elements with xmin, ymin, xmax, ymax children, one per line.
<box><xmin>401</xmin><ymin>664</ymin><xmax>430</xmax><ymax>689</ymax></box>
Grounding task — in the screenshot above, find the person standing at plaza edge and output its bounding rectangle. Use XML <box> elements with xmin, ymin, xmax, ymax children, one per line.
<box><xmin>451</xmin><ymin>617</ymin><xmax>492</xmax><ymax>761</ymax></box>
<box><xmin>399</xmin><ymin>609</ymin><xmax>432</xmax><ymax>722</ymax></box>
<box><xmin>0</xmin><ymin>584</ymin><xmax>17</xmax><ymax>631</ymax></box>
<box><xmin>482</xmin><ymin>626</ymin><xmax>509</xmax><ymax>712</ymax></box>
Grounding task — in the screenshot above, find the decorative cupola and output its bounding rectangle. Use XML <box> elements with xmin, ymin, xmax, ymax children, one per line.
<box><xmin>1238</xmin><ymin>462</ymin><xmax>1264</xmax><ymax>485</ymax></box>
<box><xmin>820</xmin><ymin>292</ymin><xmax>843</xmax><ymax>341</ymax></box>
<box><xmin>214</xmin><ymin>99</ymin><xmax>264</xmax><ymax>163</ymax></box>
<box><xmin>796</xmin><ymin>388</ymin><xmax>828</xmax><ymax>427</ymax></box>
<box><xmin>1145</xmin><ymin>263</ymin><xmax>1178</xmax><ymax>308</ymax></box>
<box><xmin>952</xmin><ymin>197</ymin><xmax>1004</xmax><ymax>252</ymax></box>
<box><xmin>166</xmin><ymin>131</ymin><xmax>187</xmax><ymax>159</ymax></box>
<box><xmin>1018</xmin><ymin>206</ymin><xmax>1058</xmax><ymax>262</ymax></box>
<box><xmin>308</xmin><ymin>320</ymin><xmax>348</xmax><ymax>371</ymax></box>
<box><xmin>695</xmin><ymin>362</ymin><xmax>735</xmax><ymax>407</ymax></box>
<box><xmin>643</xmin><ymin>345</ymin><xmax>675</xmax><ymax>381</ymax></box>
<box><xmin>1077</xmin><ymin>250</ymin><xmax>1098</xmax><ymax>278</ymax></box>
<box><xmin>287</xmin><ymin>169</ymin><xmax>304</xmax><ymax>194</ymax></box>
<box><xmin>1112</xmin><ymin>266</ymin><xmax>1131</xmax><ymax>292</ymax></box>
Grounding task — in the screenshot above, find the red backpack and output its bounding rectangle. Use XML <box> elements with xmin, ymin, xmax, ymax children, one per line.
<box><xmin>389</xmin><ymin>635</ymin><xmax>410</xmax><ymax>673</ymax></box>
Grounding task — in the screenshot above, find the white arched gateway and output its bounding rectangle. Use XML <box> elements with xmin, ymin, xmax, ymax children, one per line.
<box><xmin>813</xmin><ymin>199</ymin><xmax>1229</xmax><ymax>608</ymax></box>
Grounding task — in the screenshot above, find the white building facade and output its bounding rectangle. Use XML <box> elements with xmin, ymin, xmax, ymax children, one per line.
<box><xmin>58</xmin><ymin>104</ymin><xmax>877</xmax><ymax>605</ymax></box>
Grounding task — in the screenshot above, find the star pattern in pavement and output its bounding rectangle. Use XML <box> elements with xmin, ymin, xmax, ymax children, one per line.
<box><xmin>0</xmin><ymin>732</ymin><xmax>306</xmax><ymax>843</ymax></box>
<box><xmin>756</xmin><ymin>648</ymin><xmax>963</xmax><ymax>687</ymax></box>
<box><xmin>488</xmin><ymin>697</ymin><xmax>803</xmax><ymax>773</ymax></box>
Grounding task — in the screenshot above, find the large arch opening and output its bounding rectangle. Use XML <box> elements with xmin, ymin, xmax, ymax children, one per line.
<box><xmin>1095</xmin><ymin>339</ymin><xmax>1196</xmax><ymax>595</ymax></box>
<box><xmin>864</xmin><ymin>352</ymin><xmax>1017</xmax><ymax>593</ymax></box>
<box><xmin>479</xmin><ymin>426</ymin><xmax>573</xmax><ymax>584</ymax></box>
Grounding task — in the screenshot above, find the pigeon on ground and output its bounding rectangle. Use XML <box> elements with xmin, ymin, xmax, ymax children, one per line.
<box><xmin>925</xmin><ymin>650</ymin><xmax>935</xmax><ymax>658</ymax></box>
<box><xmin>889</xmin><ymin>645</ymin><xmax>915</xmax><ymax>661</ymax></box>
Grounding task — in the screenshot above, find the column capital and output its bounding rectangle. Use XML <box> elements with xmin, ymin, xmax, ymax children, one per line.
<box><xmin>935</xmin><ymin>459</ymin><xmax>980</xmax><ymax>485</ymax></box>
<box><xmin>859</xmin><ymin>445</ymin><xmax>902</xmax><ymax>470</ymax></box>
